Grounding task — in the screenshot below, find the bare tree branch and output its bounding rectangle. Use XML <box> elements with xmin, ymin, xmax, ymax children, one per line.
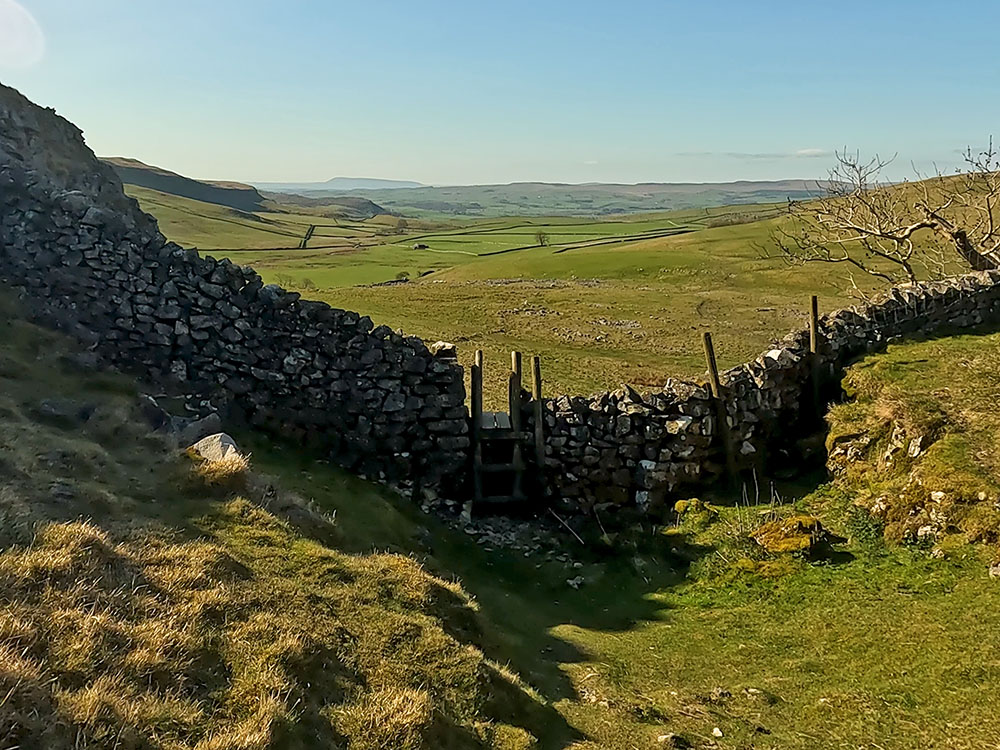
<box><xmin>762</xmin><ymin>143</ymin><xmax>1000</xmax><ymax>287</ymax></box>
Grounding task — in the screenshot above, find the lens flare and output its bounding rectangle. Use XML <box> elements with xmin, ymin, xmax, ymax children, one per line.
<box><xmin>0</xmin><ymin>0</ymin><xmax>45</xmax><ymax>69</ymax></box>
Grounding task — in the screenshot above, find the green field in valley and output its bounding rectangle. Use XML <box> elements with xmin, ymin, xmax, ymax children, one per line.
<box><xmin>129</xmin><ymin>186</ymin><xmax>852</xmax><ymax>404</ymax></box>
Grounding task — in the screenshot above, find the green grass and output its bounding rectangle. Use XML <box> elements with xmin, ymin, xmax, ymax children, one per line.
<box><xmin>826</xmin><ymin>330</ymin><xmax>1000</xmax><ymax>546</ymax></box>
<box><xmin>253</xmin><ymin>347</ymin><xmax>1000</xmax><ymax>749</ymax></box>
<box><xmin>126</xmin><ymin>185</ymin><xmax>394</xmax><ymax>252</ymax></box>
<box><xmin>130</xmin><ymin>183</ymin><xmax>882</xmax><ymax>405</ymax></box>
<box><xmin>328</xmin><ymin>216</ymin><xmax>877</xmax><ymax>407</ymax></box>
<box><xmin>126</xmin><ymin>185</ymin><xmax>318</xmax><ymax>249</ymax></box>
<box><xmin>6</xmin><ymin>279</ymin><xmax>1000</xmax><ymax>747</ymax></box>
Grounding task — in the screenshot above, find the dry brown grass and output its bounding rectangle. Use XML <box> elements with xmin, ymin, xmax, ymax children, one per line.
<box><xmin>0</xmin><ymin>290</ymin><xmax>545</xmax><ymax>749</ymax></box>
<box><xmin>190</xmin><ymin>450</ymin><xmax>252</xmax><ymax>491</ymax></box>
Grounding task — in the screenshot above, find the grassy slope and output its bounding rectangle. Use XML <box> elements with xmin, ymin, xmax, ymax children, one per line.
<box><xmin>329</xmin><ymin>216</ymin><xmax>876</xmax><ymax>407</ymax></box>
<box><xmin>0</xmin><ymin>291</ymin><xmax>551</xmax><ymax>749</ymax></box>
<box><xmin>827</xmin><ymin>330</ymin><xmax>1000</xmax><ymax>545</ymax></box>
<box><xmin>125</xmin><ymin>185</ymin><xmax>320</xmax><ymax>250</ymax></box>
<box><xmin>5</xmin><ymin>291</ymin><xmax>1000</xmax><ymax>748</ymax></box>
<box><xmin>253</xmin><ymin>331</ymin><xmax>1000</xmax><ymax>749</ymax></box>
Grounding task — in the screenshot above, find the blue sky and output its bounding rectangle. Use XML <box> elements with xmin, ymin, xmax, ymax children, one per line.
<box><xmin>2</xmin><ymin>0</ymin><xmax>998</xmax><ymax>185</ymax></box>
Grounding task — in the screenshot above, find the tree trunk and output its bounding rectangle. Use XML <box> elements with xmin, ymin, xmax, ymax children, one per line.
<box><xmin>920</xmin><ymin>205</ymin><xmax>1000</xmax><ymax>271</ymax></box>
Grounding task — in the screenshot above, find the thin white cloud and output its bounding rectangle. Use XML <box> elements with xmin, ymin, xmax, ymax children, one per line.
<box><xmin>677</xmin><ymin>149</ymin><xmax>832</xmax><ymax>160</ymax></box>
<box><xmin>0</xmin><ymin>0</ymin><xmax>45</xmax><ymax>69</ymax></box>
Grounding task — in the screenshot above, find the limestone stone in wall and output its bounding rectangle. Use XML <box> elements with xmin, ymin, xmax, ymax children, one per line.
<box><xmin>0</xmin><ymin>82</ymin><xmax>469</xmax><ymax>499</ymax></box>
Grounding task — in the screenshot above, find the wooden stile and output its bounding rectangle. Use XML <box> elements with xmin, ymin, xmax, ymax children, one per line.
<box><xmin>471</xmin><ymin>350</ymin><xmax>484</xmax><ymax>502</ymax></box>
<box><xmin>702</xmin><ymin>331</ymin><xmax>738</xmax><ymax>486</ymax></box>
<box><xmin>509</xmin><ymin>351</ymin><xmax>524</xmax><ymax>499</ymax></box>
<box><xmin>531</xmin><ymin>355</ymin><xmax>545</xmax><ymax>473</ymax></box>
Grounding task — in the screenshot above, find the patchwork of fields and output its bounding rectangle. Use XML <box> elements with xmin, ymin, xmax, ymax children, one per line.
<box><xmin>128</xmin><ymin>186</ymin><xmax>870</xmax><ymax>404</ymax></box>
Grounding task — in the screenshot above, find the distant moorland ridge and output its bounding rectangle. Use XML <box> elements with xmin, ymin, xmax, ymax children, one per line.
<box><xmin>255</xmin><ymin>176</ymin><xmax>425</xmax><ymax>191</ymax></box>
<box><xmin>258</xmin><ymin>178</ymin><xmax>834</xmax><ymax>217</ymax></box>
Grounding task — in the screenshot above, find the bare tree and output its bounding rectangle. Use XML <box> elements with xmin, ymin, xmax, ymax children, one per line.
<box><xmin>769</xmin><ymin>141</ymin><xmax>1000</xmax><ymax>285</ymax></box>
<box><xmin>535</xmin><ymin>230</ymin><xmax>550</xmax><ymax>247</ymax></box>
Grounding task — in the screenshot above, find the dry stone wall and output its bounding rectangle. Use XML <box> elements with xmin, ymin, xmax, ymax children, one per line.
<box><xmin>5</xmin><ymin>83</ymin><xmax>1000</xmax><ymax>520</ymax></box>
<box><xmin>0</xmin><ymin>83</ymin><xmax>468</xmax><ymax>498</ymax></box>
<box><xmin>538</xmin><ymin>272</ymin><xmax>1000</xmax><ymax>516</ymax></box>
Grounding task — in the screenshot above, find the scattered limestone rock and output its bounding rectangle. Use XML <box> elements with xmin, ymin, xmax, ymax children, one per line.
<box><xmin>657</xmin><ymin>734</ymin><xmax>691</xmax><ymax>748</ymax></box>
<box><xmin>173</xmin><ymin>412</ymin><xmax>223</xmax><ymax>447</ymax></box>
<box><xmin>188</xmin><ymin>433</ymin><xmax>242</xmax><ymax>463</ymax></box>
<box><xmin>429</xmin><ymin>341</ymin><xmax>458</xmax><ymax>359</ymax></box>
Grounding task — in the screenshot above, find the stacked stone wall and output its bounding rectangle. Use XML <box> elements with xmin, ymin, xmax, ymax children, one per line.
<box><xmin>539</xmin><ymin>273</ymin><xmax>1000</xmax><ymax>515</ymax></box>
<box><xmin>6</xmin><ymin>82</ymin><xmax>1000</xmax><ymax>517</ymax></box>
<box><xmin>0</xmin><ymin>83</ymin><xmax>468</xmax><ymax>498</ymax></box>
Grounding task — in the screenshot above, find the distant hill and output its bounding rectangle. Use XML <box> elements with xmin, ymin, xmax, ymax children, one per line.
<box><xmin>257</xmin><ymin>177</ymin><xmax>424</xmax><ymax>192</ymax></box>
<box><xmin>258</xmin><ymin>190</ymin><xmax>386</xmax><ymax>218</ymax></box>
<box><xmin>102</xmin><ymin>157</ymin><xmax>267</xmax><ymax>212</ymax></box>
<box><xmin>262</xmin><ymin>179</ymin><xmax>832</xmax><ymax>218</ymax></box>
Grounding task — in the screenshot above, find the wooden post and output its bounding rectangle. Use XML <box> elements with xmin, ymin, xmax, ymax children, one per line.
<box><xmin>809</xmin><ymin>295</ymin><xmax>819</xmax><ymax>355</ymax></box>
<box><xmin>509</xmin><ymin>351</ymin><xmax>524</xmax><ymax>499</ymax></box>
<box><xmin>509</xmin><ymin>351</ymin><xmax>523</xmax><ymax>430</ymax></box>
<box><xmin>702</xmin><ymin>331</ymin><xmax>723</xmax><ymax>400</ymax></box>
<box><xmin>702</xmin><ymin>331</ymin><xmax>738</xmax><ymax>486</ymax></box>
<box><xmin>531</xmin><ymin>355</ymin><xmax>545</xmax><ymax>472</ymax></box>
<box><xmin>471</xmin><ymin>350</ymin><xmax>484</xmax><ymax>501</ymax></box>
<box><xmin>809</xmin><ymin>295</ymin><xmax>822</xmax><ymax>423</ymax></box>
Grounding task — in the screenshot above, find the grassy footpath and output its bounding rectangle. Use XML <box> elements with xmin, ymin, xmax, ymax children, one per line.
<box><xmin>253</xmin><ymin>330</ymin><xmax>1000</xmax><ymax>749</ymax></box>
<box><xmin>263</xmin><ymin>443</ymin><xmax>1000</xmax><ymax>749</ymax></box>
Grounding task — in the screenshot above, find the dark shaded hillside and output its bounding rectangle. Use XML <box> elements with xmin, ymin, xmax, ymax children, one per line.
<box><xmin>260</xmin><ymin>190</ymin><xmax>387</xmax><ymax>220</ymax></box>
<box><xmin>102</xmin><ymin>156</ymin><xmax>267</xmax><ymax>212</ymax></box>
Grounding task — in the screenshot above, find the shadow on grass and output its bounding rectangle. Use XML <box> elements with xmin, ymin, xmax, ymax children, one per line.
<box><xmin>247</xmin><ymin>440</ymin><xmax>724</xmax><ymax>749</ymax></box>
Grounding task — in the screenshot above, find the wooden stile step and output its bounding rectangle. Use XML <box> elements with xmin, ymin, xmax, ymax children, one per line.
<box><xmin>469</xmin><ymin>350</ymin><xmax>545</xmax><ymax>509</ymax></box>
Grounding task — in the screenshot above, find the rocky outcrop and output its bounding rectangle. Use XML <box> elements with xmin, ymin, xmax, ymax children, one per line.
<box><xmin>0</xmin><ymin>82</ymin><xmax>467</xmax><ymax>499</ymax></box>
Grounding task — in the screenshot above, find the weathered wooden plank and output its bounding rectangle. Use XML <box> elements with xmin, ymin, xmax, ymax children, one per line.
<box><xmin>703</xmin><ymin>331</ymin><xmax>738</xmax><ymax>486</ymax></box>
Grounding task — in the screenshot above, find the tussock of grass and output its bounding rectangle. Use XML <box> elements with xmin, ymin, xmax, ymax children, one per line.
<box><xmin>0</xmin><ymin>290</ymin><xmax>544</xmax><ymax>748</ymax></box>
<box><xmin>190</xmin><ymin>450</ymin><xmax>252</xmax><ymax>491</ymax></box>
<box><xmin>334</xmin><ymin>688</ymin><xmax>434</xmax><ymax>749</ymax></box>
